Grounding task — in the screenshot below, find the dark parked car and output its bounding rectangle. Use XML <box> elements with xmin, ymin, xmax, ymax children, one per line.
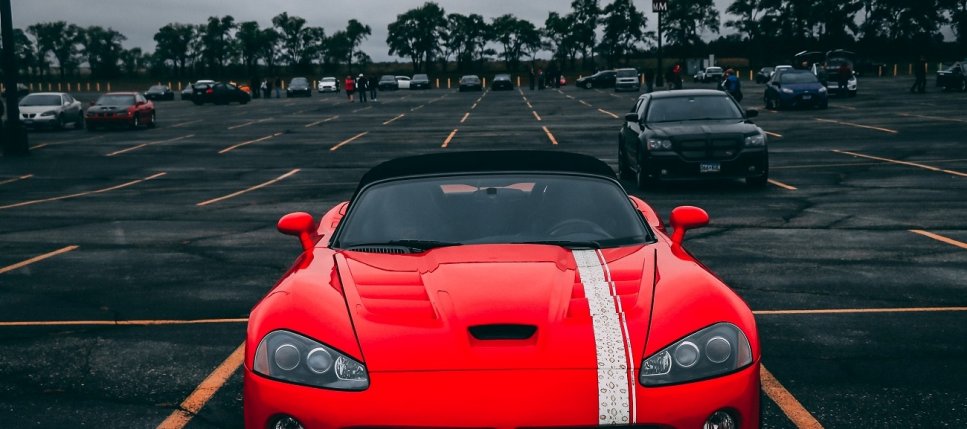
<box><xmin>144</xmin><ymin>85</ymin><xmax>175</xmax><ymax>101</ymax></box>
<box><xmin>936</xmin><ymin>63</ymin><xmax>967</xmax><ymax>92</ymax></box>
<box><xmin>576</xmin><ymin>70</ymin><xmax>616</xmax><ymax>89</ymax></box>
<box><xmin>378</xmin><ymin>75</ymin><xmax>399</xmax><ymax>91</ymax></box>
<box><xmin>410</xmin><ymin>73</ymin><xmax>431</xmax><ymax>89</ymax></box>
<box><xmin>755</xmin><ymin>67</ymin><xmax>774</xmax><ymax>83</ymax></box>
<box><xmin>286</xmin><ymin>77</ymin><xmax>312</xmax><ymax>97</ymax></box>
<box><xmin>459</xmin><ymin>75</ymin><xmax>482</xmax><ymax>92</ymax></box>
<box><xmin>85</xmin><ymin>92</ymin><xmax>156</xmax><ymax>130</ymax></box>
<box><xmin>764</xmin><ymin>70</ymin><xmax>828</xmax><ymax>110</ymax></box>
<box><xmin>491</xmin><ymin>74</ymin><xmax>513</xmax><ymax>90</ymax></box>
<box><xmin>192</xmin><ymin>82</ymin><xmax>251</xmax><ymax>105</ymax></box>
<box><xmin>181</xmin><ymin>80</ymin><xmax>213</xmax><ymax>101</ymax></box>
<box><xmin>618</xmin><ymin>89</ymin><xmax>768</xmax><ymax>187</ymax></box>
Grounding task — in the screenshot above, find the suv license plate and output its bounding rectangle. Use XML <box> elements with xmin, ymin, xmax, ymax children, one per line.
<box><xmin>802</xmin><ymin>94</ymin><xmax>812</xmax><ymax>100</ymax></box>
<box><xmin>700</xmin><ymin>162</ymin><xmax>721</xmax><ymax>173</ymax></box>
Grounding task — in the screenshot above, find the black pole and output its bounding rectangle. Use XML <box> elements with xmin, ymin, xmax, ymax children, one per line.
<box><xmin>656</xmin><ymin>12</ymin><xmax>663</xmax><ymax>88</ymax></box>
<box><xmin>1</xmin><ymin>0</ymin><xmax>29</xmax><ymax>156</ymax></box>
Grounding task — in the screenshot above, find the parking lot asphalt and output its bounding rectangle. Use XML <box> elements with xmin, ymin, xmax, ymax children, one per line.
<box><xmin>1</xmin><ymin>76</ymin><xmax>965</xmax><ymax>428</ymax></box>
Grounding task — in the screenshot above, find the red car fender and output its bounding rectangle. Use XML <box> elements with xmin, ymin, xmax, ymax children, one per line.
<box><xmin>246</xmin><ymin>248</ymin><xmax>364</xmax><ymax>372</ymax></box>
<box><xmin>316</xmin><ymin>202</ymin><xmax>348</xmax><ymax>246</ymax></box>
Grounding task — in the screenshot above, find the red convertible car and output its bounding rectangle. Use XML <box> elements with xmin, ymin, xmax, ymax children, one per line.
<box><xmin>245</xmin><ymin>151</ymin><xmax>760</xmax><ymax>429</ymax></box>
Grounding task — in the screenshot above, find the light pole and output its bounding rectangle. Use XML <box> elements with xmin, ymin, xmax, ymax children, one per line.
<box><xmin>1</xmin><ymin>0</ymin><xmax>29</xmax><ymax>156</ymax></box>
<box><xmin>653</xmin><ymin>0</ymin><xmax>666</xmax><ymax>88</ymax></box>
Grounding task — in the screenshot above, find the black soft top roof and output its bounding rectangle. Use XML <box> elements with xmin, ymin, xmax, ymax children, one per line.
<box><xmin>355</xmin><ymin>150</ymin><xmax>616</xmax><ymax>197</ymax></box>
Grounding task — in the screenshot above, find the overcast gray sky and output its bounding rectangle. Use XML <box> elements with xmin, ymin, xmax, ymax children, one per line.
<box><xmin>11</xmin><ymin>0</ymin><xmax>735</xmax><ymax>61</ymax></box>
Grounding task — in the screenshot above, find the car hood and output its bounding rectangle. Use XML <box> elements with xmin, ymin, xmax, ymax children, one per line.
<box><xmin>646</xmin><ymin>120</ymin><xmax>758</xmax><ymax>138</ymax></box>
<box><xmin>18</xmin><ymin>105</ymin><xmax>63</xmax><ymax>114</ymax></box>
<box><xmin>337</xmin><ymin>243</ymin><xmax>656</xmax><ymax>371</ymax></box>
<box><xmin>87</xmin><ymin>105</ymin><xmax>132</xmax><ymax>113</ymax></box>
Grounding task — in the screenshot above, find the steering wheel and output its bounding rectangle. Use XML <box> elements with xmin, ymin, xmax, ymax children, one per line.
<box><xmin>547</xmin><ymin>219</ymin><xmax>610</xmax><ymax>238</ymax></box>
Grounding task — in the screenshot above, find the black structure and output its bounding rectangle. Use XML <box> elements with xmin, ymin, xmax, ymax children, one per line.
<box><xmin>1</xmin><ymin>0</ymin><xmax>28</xmax><ymax>156</ymax></box>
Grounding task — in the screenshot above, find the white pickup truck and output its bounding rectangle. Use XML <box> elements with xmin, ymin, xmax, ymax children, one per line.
<box><xmin>694</xmin><ymin>66</ymin><xmax>724</xmax><ymax>83</ymax></box>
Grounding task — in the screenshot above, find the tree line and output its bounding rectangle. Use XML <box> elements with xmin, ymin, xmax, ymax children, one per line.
<box><xmin>2</xmin><ymin>0</ymin><xmax>965</xmax><ymax>80</ymax></box>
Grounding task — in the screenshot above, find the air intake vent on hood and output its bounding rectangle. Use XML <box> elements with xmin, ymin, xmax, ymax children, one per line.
<box><xmin>468</xmin><ymin>324</ymin><xmax>537</xmax><ymax>340</ymax></box>
<box><xmin>349</xmin><ymin>246</ymin><xmax>408</xmax><ymax>254</ymax></box>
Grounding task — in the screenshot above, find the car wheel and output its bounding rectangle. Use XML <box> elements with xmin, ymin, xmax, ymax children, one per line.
<box><xmin>585</xmin><ymin>82</ymin><xmax>593</xmax><ymax>89</ymax></box>
<box><xmin>74</xmin><ymin>114</ymin><xmax>84</xmax><ymax>129</ymax></box>
<box><xmin>765</xmin><ymin>96</ymin><xmax>775</xmax><ymax>110</ymax></box>
<box><xmin>57</xmin><ymin>114</ymin><xmax>66</xmax><ymax>130</ymax></box>
<box><xmin>635</xmin><ymin>154</ymin><xmax>655</xmax><ymax>189</ymax></box>
<box><xmin>746</xmin><ymin>174</ymin><xmax>768</xmax><ymax>187</ymax></box>
<box><xmin>131</xmin><ymin>114</ymin><xmax>141</xmax><ymax>129</ymax></box>
<box><xmin>148</xmin><ymin>111</ymin><xmax>156</xmax><ymax>128</ymax></box>
<box><xmin>960</xmin><ymin>80</ymin><xmax>966</xmax><ymax>92</ymax></box>
<box><xmin>618</xmin><ymin>145</ymin><xmax>634</xmax><ymax>181</ymax></box>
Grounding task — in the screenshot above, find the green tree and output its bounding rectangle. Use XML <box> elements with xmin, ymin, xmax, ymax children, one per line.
<box><xmin>27</xmin><ymin>21</ymin><xmax>81</xmax><ymax>78</ymax></box>
<box><xmin>236</xmin><ymin>21</ymin><xmax>264</xmax><ymax>74</ymax></box>
<box><xmin>570</xmin><ymin>0</ymin><xmax>601</xmax><ymax>69</ymax></box>
<box><xmin>491</xmin><ymin>15</ymin><xmax>540</xmax><ymax>72</ymax></box>
<box><xmin>342</xmin><ymin>19</ymin><xmax>372</xmax><ymax>73</ymax></box>
<box><xmin>597</xmin><ymin>0</ymin><xmax>648</xmax><ymax>68</ymax></box>
<box><xmin>542</xmin><ymin>12</ymin><xmax>579</xmax><ymax>70</ymax></box>
<box><xmin>272</xmin><ymin>12</ymin><xmax>324</xmax><ymax>70</ymax></box>
<box><xmin>153</xmin><ymin>23</ymin><xmax>195</xmax><ymax>76</ymax></box>
<box><xmin>0</xmin><ymin>29</ymin><xmax>37</xmax><ymax>77</ymax></box>
<box><xmin>120</xmin><ymin>48</ymin><xmax>146</xmax><ymax>76</ymax></box>
<box><xmin>78</xmin><ymin>26</ymin><xmax>126</xmax><ymax>78</ymax></box>
<box><xmin>663</xmin><ymin>0</ymin><xmax>720</xmax><ymax>52</ymax></box>
<box><xmin>199</xmin><ymin>16</ymin><xmax>237</xmax><ymax>75</ymax></box>
<box><xmin>386</xmin><ymin>2</ymin><xmax>448</xmax><ymax>73</ymax></box>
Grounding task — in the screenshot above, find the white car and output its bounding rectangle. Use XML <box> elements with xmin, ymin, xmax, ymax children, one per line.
<box><xmin>18</xmin><ymin>92</ymin><xmax>84</xmax><ymax>130</ymax></box>
<box><xmin>694</xmin><ymin>66</ymin><xmax>724</xmax><ymax>83</ymax></box>
<box><xmin>317</xmin><ymin>77</ymin><xmax>338</xmax><ymax>93</ymax></box>
<box><xmin>395</xmin><ymin>76</ymin><xmax>411</xmax><ymax>89</ymax></box>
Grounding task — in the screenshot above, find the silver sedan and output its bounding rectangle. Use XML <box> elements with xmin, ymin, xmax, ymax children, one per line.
<box><xmin>18</xmin><ymin>92</ymin><xmax>84</xmax><ymax>130</ymax></box>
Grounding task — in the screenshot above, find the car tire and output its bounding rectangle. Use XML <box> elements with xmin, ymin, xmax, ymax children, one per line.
<box><xmin>74</xmin><ymin>114</ymin><xmax>84</xmax><ymax>129</ymax></box>
<box><xmin>148</xmin><ymin>111</ymin><xmax>156</xmax><ymax>128</ymax></box>
<box><xmin>746</xmin><ymin>173</ymin><xmax>768</xmax><ymax>187</ymax></box>
<box><xmin>635</xmin><ymin>154</ymin><xmax>655</xmax><ymax>190</ymax></box>
<box><xmin>57</xmin><ymin>114</ymin><xmax>66</xmax><ymax>130</ymax></box>
<box><xmin>618</xmin><ymin>146</ymin><xmax>634</xmax><ymax>181</ymax></box>
<box><xmin>585</xmin><ymin>82</ymin><xmax>593</xmax><ymax>89</ymax></box>
<box><xmin>765</xmin><ymin>96</ymin><xmax>775</xmax><ymax>110</ymax></box>
<box><xmin>131</xmin><ymin>114</ymin><xmax>141</xmax><ymax>129</ymax></box>
<box><xmin>960</xmin><ymin>80</ymin><xmax>966</xmax><ymax>92</ymax></box>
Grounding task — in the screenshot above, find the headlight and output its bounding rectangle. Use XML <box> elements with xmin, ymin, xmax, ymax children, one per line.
<box><xmin>646</xmin><ymin>138</ymin><xmax>672</xmax><ymax>151</ymax></box>
<box><xmin>254</xmin><ymin>330</ymin><xmax>369</xmax><ymax>390</ymax></box>
<box><xmin>40</xmin><ymin>110</ymin><xmax>57</xmax><ymax>117</ymax></box>
<box><xmin>780</xmin><ymin>87</ymin><xmax>794</xmax><ymax>94</ymax></box>
<box><xmin>744</xmin><ymin>133</ymin><xmax>766</xmax><ymax>147</ymax></box>
<box><xmin>640</xmin><ymin>322</ymin><xmax>753</xmax><ymax>386</ymax></box>
<box><xmin>818</xmin><ymin>87</ymin><xmax>827</xmax><ymax>93</ymax></box>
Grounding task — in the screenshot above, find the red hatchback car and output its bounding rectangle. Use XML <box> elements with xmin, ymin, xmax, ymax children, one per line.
<box><xmin>244</xmin><ymin>151</ymin><xmax>760</xmax><ymax>429</ymax></box>
<box><xmin>85</xmin><ymin>92</ymin><xmax>156</xmax><ymax>130</ymax></box>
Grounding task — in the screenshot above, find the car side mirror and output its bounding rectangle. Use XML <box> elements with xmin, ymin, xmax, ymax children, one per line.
<box><xmin>278</xmin><ymin>212</ymin><xmax>316</xmax><ymax>253</ymax></box>
<box><xmin>669</xmin><ymin>206</ymin><xmax>709</xmax><ymax>247</ymax></box>
<box><xmin>746</xmin><ymin>109</ymin><xmax>758</xmax><ymax>118</ymax></box>
<box><xmin>624</xmin><ymin>112</ymin><xmax>639</xmax><ymax>122</ymax></box>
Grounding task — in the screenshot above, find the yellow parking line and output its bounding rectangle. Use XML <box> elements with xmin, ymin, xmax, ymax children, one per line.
<box><xmin>0</xmin><ymin>172</ymin><xmax>165</xmax><ymax>210</ymax></box>
<box><xmin>226</xmin><ymin>119</ymin><xmax>256</xmax><ymax>130</ymax></box>
<box><xmin>0</xmin><ymin>174</ymin><xmax>32</xmax><ymax>186</ymax></box>
<box><xmin>910</xmin><ymin>230</ymin><xmax>967</xmax><ymax>250</ymax></box>
<box><xmin>768</xmin><ymin>179</ymin><xmax>797</xmax><ymax>190</ymax></box>
<box><xmin>353</xmin><ymin>106</ymin><xmax>372</xmax><ymax>113</ymax></box>
<box><xmin>760</xmin><ymin>365</ymin><xmax>824</xmax><ymax>429</ymax></box>
<box><xmin>441</xmin><ymin>129</ymin><xmax>458</xmax><ymax>148</ymax></box>
<box><xmin>542</xmin><ymin>126</ymin><xmax>558</xmax><ymax>145</ymax></box>
<box><xmin>0</xmin><ymin>318</ymin><xmax>248</xmax><ymax>327</ymax></box>
<box><xmin>754</xmin><ymin>307</ymin><xmax>967</xmax><ymax>315</ymax></box>
<box><xmin>816</xmin><ymin>118</ymin><xmax>898</xmax><ymax>134</ymax></box>
<box><xmin>106</xmin><ymin>134</ymin><xmax>194</xmax><ymax>157</ymax></box>
<box><xmin>897</xmin><ymin>112</ymin><xmax>967</xmax><ymax>123</ymax></box>
<box><xmin>409</xmin><ymin>105</ymin><xmax>424</xmax><ymax>112</ymax></box>
<box><xmin>579</xmin><ymin>100</ymin><xmax>592</xmax><ymax>107</ymax></box>
<box><xmin>832</xmin><ymin>150</ymin><xmax>967</xmax><ymax>177</ymax></box>
<box><xmin>156</xmin><ymin>342</ymin><xmax>245</xmax><ymax>429</ymax></box>
<box><xmin>598</xmin><ymin>108</ymin><xmax>619</xmax><ymax>119</ymax></box>
<box><xmin>171</xmin><ymin>119</ymin><xmax>202</xmax><ymax>128</ymax></box>
<box><xmin>765</xmin><ymin>131</ymin><xmax>783</xmax><ymax>138</ymax></box>
<box><xmin>532</xmin><ymin>111</ymin><xmax>542</xmax><ymax>121</ymax></box>
<box><xmin>304</xmin><ymin>115</ymin><xmax>338</xmax><ymax>128</ymax></box>
<box><xmin>219</xmin><ymin>132</ymin><xmax>283</xmax><ymax>154</ymax></box>
<box><xmin>526</xmin><ymin>101</ymin><xmax>534</xmax><ymax>109</ymax></box>
<box><xmin>382</xmin><ymin>113</ymin><xmax>405</xmax><ymax>125</ymax></box>
<box><xmin>460</xmin><ymin>112</ymin><xmax>470</xmax><ymax>123</ymax></box>
<box><xmin>0</xmin><ymin>245</ymin><xmax>79</xmax><ymax>275</ymax></box>
<box><xmin>471</xmin><ymin>102</ymin><xmax>478</xmax><ymax>110</ymax></box>
<box><xmin>330</xmin><ymin>132</ymin><xmax>369</xmax><ymax>151</ymax></box>
<box><xmin>196</xmin><ymin>168</ymin><xmax>300</xmax><ymax>206</ymax></box>
<box><xmin>30</xmin><ymin>143</ymin><xmax>50</xmax><ymax>150</ymax></box>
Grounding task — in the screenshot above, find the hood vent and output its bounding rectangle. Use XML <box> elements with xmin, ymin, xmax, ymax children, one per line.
<box><xmin>349</xmin><ymin>246</ymin><xmax>408</xmax><ymax>254</ymax></box>
<box><xmin>469</xmin><ymin>324</ymin><xmax>537</xmax><ymax>340</ymax></box>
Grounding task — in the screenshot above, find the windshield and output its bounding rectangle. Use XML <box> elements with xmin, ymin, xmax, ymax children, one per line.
<box><xmin>646</xmin><ymin>95</ymin><xmax>743</xmax><ymax>123</ymax></box>
<box><xmin>413</xmin><ymin>74</ymin><xmax>429</xmax><ymax>80</ymax></box>
<box><xmin>321</xmin><ymin>77</ymin><xmax>336</xmax><ymax>82</ymax></box>
<box><xmin>380</xmin><ymin>75</ymin><xmax>395</xmax><ymax>82</ymax></box>
<box><xmin>616</xmin><ymin>69</ymin><xmax>638</xmax><ymax>77</ymax></box>
<box><xmin>462</xmin><ymin>76</ymin><xmax>480</xmax><ymax>81</ymax></box>
<box><xmin>290</xmin><ymin>78</ymin><xmax>308</xmax><ymax>85</ymax></box>
<box><xmin>95</xmin><ymin>95</ymin><xmax>135</xmax><ymax>106</ymax></box>
<box><xmin>19</xmin><ymin>94</ymin><xmax>61</xmax><ymax>106</ymax></box>
<box><xmin>495</xmin><ymin>74</ymin><xmax>511</xmax><ymax>80</ymax></box>
<box><xmin>778</xmin><ymin>72</ymin><xmax>819</xmax><ymax>84</ymax></box>
<box><xmin>148</xmin><ymin>85</ymin><xmax>166</xmax><ymax>91</ymax></box>
<box><xmin>707</xmin><ymin>67</ymin><xmax>722</xmax><ymax>72</ymax></box>
<box><xmin>335</xmin><ymin>174</ymin><xmax>651</xmax><ymax>249</ymax></box>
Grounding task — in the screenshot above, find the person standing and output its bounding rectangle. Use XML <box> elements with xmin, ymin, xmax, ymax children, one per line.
<box><xmin>357</xmin><ymin>74</ymin><xmax>368</xmax><ymax>103</ymax></box>
<box><xmin>529</xmin><ymin>66</ymin><xmax>536</xmax><ymax>90</ymax></box>
<box><xmin>344</xmin><ymin>75</ymin><xmax>356</xmax><ymax>102</ymax></box>
<box><xmin>672</xmin><ymin>64</ymin><xmax>683</xmax><ymax>89</ymax></box>
<box><xmin>262</xmin><ymin>79</ymin><xmax>271</xmax><ymax>99</ymax></box>
<box><xmin>369</xmin><ymin>75</ymin><xmax>378</xmax><ymax>101</ymax></box>
<box><xmin>723</xmin><ymin>69</ymin><xmax>742</xmax><ymax>102</ymax></box>
<box><xmin>537</xmin><ymin>68</ymin><xmax>545</xmax><ymax>90</ymax></box>
<box><xmin>644</xmin><ymin>68</ymin><xmax>655</xmax><ymax>93</ymax></box>
<box><xmin>911</xmin><ymin>56</ymin><xmax>927</xmax><ymax>93</ymax></box>
<box><xmin>274</xmin><ymin>77</ymin><xmax>282</xmax><ymax>98</ymax></box>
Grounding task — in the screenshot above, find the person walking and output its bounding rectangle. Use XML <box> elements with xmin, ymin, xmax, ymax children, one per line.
<box><xmin>262</xmin><ymin>79</ymin><xmax>271</xmax><ymax>99</ymax></box>
<box><xmin>274</xmin><ymin>77</ymin><xmax>282</xmax><ymax>98</ymax></box>
<box><xmin>344</xmin><ymin>75</ymin><xmax>356</xmax><ymax>102</ymax></box>
<box><xmin>357</xmin><ymin>74</ymin><xmax>368</xmax><ymax>103</ymax></box>
<box><xmin>722</xmin><ymin>69</ymin><xmax>743</xmax><ymax>102</ymax></box>
<box><xmin>529</xmin><ymin>66</ymin><xmax>536</xmax><ymax>90</ymax></box>
<box><xmin>672</xmin><ymin>64</ymin><xmax>683</xmax><ymax>89</ymax></box>
<box><xmin>369</xmin><ymin>75</ymin><xmax>379</xmax><ymax>101</ymax></box>
<box><xmin>911</xmin><ymin>56</ymin><xmax>927</xmax><ymax>93</ymax></box>
<box><xmin>644</xmin><ymin>68</ymin><xmax>655</xmax><ymax>93</ymax></box>
<box><xmin>537</xmin><ymin>68</ymin><xmax>545</xmax><ymax>90</ymax></box>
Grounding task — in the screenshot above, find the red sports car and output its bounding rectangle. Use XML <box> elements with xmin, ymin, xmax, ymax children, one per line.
<box><xmin>245</xmin><ymin>151</ymin><xmax>760</xmax><ymax>429</ymax></box>
<box><xmin>85</xmin><ymin>92</ymin><xmax>156</xmax><ymax>130</ymax></box>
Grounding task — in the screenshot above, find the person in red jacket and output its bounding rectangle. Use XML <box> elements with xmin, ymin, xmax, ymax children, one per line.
<box><xmin>344</xmin><ymin>75</ymin><xmax>356</xmax><ymax>102</ymax></box>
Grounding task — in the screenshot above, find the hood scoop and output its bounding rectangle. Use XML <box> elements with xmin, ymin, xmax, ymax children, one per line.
<box><xmin>468</xmin><ymin>324</ymin><xmax>537</xmax><ymax>340</ymax></box>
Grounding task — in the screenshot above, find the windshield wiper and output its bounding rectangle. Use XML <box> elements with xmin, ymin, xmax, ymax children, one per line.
<box><xmin>515</xmin><ymin>240</ymin><xmax>601</xmax><ymax>249</ymax></box>
<box><xmin>346</xmin><ymin>240</ymin><xmax>462</xmax><ymax>251</ymax></box>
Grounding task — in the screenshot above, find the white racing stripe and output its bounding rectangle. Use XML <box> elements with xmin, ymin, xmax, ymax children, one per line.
<box><xmin>573</xmin><ymin>250</ymin><xmax>635</xmax><ymax>424</ymax></box>
<box><xmin>597</xmin><ymin>249</ymin><xmax>637</xmax><ymax>424</ymax></box>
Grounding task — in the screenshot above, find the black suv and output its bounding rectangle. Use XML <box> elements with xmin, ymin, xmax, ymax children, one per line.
<box><xmin>576</xmin><ymin>70</ymin><xmax>616</xmax><ymax>89</ymax></box>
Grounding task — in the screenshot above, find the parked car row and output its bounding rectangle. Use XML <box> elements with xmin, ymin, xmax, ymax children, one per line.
<box><xmin>575</xmin><ymin>68</ymin><xmax>642</xmax><ymax>92</ymax></box>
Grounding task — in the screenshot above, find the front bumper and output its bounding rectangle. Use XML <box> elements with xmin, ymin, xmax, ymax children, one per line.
<box><xmin>19</xmin><ymin>115</ymin><xmax>60</xmax><ymax>128</ymax></box>
<box><xmin>777</xmin><ymin>92</ymin><xmax>827</xmax><ymax>108</ymax></box>
<box><xmin>616</xmin><ymin>81</ymin><xmax>641</xmax><ymax>91</ymax></box>
<box><xmin>640</xmin><ymin>148</ymin><xmax>768</xmax><ymax>181</ymax></box>
<box><xmin>245</xmin><ymin>362</ymin><xmax>760</xmax><ymax>428</ymax></box>
<box><xmin>287</xmin><ymin>89</ymin><xmax>311</xmax><ymax>97</ymax></box>
<box><xmin>318</xmin><ymin>86</ymin><xmax>338</xmax><ymax>92</ymax></box>
<box><xmin>85</xmin><ymin>114</ymin><xmax>135</xmax><ymax>127</ymax></box>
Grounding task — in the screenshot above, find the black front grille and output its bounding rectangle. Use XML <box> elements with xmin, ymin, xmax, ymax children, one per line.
<box><xmin>675</xmin><ymin>138</ymin><xmax>741</xmax><ymax>161</ymax></box>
